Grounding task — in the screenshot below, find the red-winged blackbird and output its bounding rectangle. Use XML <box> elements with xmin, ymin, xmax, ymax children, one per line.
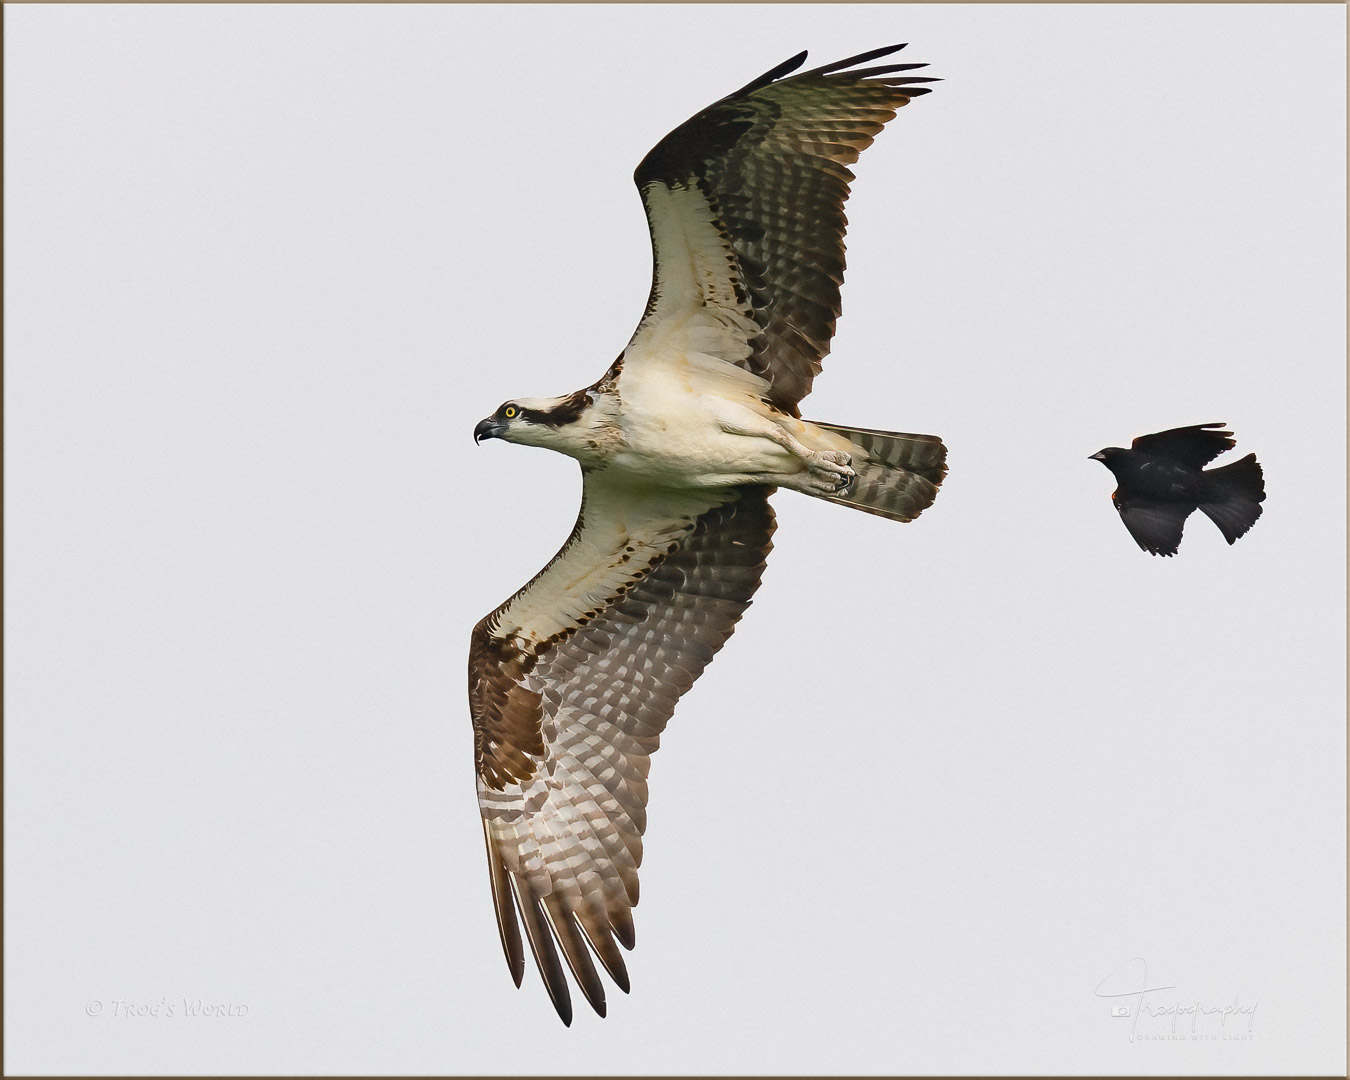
<box><xmin>1090</xmin><ymin>423</ymin><xmax>1266</xmax><ymax>557</ymax></box>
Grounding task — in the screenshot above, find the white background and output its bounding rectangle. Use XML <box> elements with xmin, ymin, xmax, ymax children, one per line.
<box><xmin>5</xmin><ymin>3</ymin><xmax>1345</xmax><ymax>1075</ymax></box>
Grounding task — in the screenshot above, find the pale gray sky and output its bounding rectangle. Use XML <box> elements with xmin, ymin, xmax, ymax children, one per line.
<box><xmin>6</xmin><ymin>3</ymin><xmax>1345</xmax><ymax>1074</ymax></box>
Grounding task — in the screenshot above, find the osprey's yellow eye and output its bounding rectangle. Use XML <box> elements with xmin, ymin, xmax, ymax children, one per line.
<box><xmin>503</xmin><ymin>406</ymin><xmax>518</xmax><ymax>419</ymax></box>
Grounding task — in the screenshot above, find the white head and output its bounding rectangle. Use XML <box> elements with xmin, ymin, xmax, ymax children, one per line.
<box><xmin>473</xmin><ymin>390</ymin><xmax>598</xmax><ymax>454</ymax></box>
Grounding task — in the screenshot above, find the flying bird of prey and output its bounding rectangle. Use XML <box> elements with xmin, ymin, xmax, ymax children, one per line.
<box><xmin>468</xmin><ymin>45</ymin><xmax>945</xmax><ymax>1024</ymax></box>
<box><xmin>1090</xmin><ymin>423</ymin><xmax>1266</xmax><ymax>556</ymax></box>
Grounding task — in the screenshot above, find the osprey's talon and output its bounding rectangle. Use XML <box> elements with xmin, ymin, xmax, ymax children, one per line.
<box><xmin>799</xmin><ymin>466</ymin><xmax>856</xmax><ymax>496</ymax></box>
<box><xmin>806</xmin><ymin>449</ymin><xmax>852</xmax><ymax>479</ymax></box>
<box><xmin>802</xmin><ymin>450</ymin><xmax>856</xmax><ymax>496</ymax></box>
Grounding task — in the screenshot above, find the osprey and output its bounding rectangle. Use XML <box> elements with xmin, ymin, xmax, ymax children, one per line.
<box><xmin>469</xmin><ymin>44</ymin><xmax>945</xmax><ymax>1024</ymax></box>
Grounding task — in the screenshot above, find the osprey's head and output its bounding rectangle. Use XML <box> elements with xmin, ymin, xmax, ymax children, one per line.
<box><xmin>474</xmin><ymin>391</ymin><xmax>595</xmax><ymax>451</ymax></box>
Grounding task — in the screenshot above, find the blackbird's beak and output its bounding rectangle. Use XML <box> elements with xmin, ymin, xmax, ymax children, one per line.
<box><xmin>475</xmin><ymin>417</ymin><xmax>504</xmax><ymax>444</ymax></box>
<box><xmin>1089</xmin><ymin>451</ymin><xmax>1106</xmax><ymax>462</ymax></box>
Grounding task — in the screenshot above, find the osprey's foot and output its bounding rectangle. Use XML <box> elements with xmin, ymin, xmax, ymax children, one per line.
<box><xmin>805</xmin><ymin>451</ymin><xmax>856</xmax><ymax>496</ymax></box>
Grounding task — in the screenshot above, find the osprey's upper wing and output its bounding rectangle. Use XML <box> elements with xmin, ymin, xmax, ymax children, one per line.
<box><xmin>470</xmin><ymin>475</ymin><xmax>775</xmax><ymax>1024</ymax></box>
<box><xmin>621</xmin><ymin>45</ymin><xmax>937</xmax><ymax>414</ymax></box>
<box><xmin>1131</xmin><ymin>423</ymin><xmax>1235</xmax><ymax>467</ymax></box>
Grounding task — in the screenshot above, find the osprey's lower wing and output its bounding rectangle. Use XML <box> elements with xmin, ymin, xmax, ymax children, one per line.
<box><xmin>469</xmin><ymin>476</ymin><xmax>776</xmax><ymax>1023</ymax></box>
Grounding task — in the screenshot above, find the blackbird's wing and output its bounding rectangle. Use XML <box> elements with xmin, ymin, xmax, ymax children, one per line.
<box><xmin>1113</xmin><ymin>491</ymin><xmax>1194</xmax><ymax>556</ymax></box>
<box><xmin>1130</xmin><ymin>423</ymin><xmax>1234</xmax><ymax>468</ymax></box>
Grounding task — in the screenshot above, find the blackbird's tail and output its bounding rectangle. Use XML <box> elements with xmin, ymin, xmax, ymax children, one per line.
<box><xmin>1199</xmin><ymin>453</ymin><xmax>1265</xmax><ymax>544</ymax></box>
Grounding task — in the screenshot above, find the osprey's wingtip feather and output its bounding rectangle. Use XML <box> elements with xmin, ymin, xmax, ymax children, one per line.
<box><xmin>797</xmin><ymin>42</ymin><xmax>910</xmax><ymax>78</ymax></box>
<box><xmin>732</xmin><ymin>49</ymin><xmax>809</xmax><ymax>97</ymax></box>
<box><xmin>610</xmin><ymin>904</ymin><xmax>636</xmax><ymax>951</ymax></box>
<box><xmin>576</xmin><ymin>910</ymin><xmax>631</xmax><ymax>994</ymax></box>
<box><xmin>541</xmin><ymin>895</ymin><xmax>608</xmax><ymax>1019</ymax></box>
<box><xmin>482</xmin><ymin>821</ymin><xmax>525</xmax><ymax>987</ymax></box>
<box><xmin>508</xmin><ymin>875</ymin><xmax>574</xmax><ymax>1025</ymax></box>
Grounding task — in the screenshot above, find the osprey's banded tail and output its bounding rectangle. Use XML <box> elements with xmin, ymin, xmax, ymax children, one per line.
<box><xmin>808</xmin><ymin>421</ymin><xmax>947</xmax><ymax>522</ymax></box>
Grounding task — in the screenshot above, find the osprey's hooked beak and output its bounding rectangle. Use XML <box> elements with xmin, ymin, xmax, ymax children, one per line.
<box><xmin>475</xmin><ymin>417</ymin><xmax>505</xmax><ymax>444</ymax></box>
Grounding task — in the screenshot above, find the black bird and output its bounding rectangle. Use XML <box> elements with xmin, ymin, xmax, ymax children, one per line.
<box><xmin>1090</xmin><ymin>423</ymin><xmax>1265</xmax><ymax>556</ymax></box>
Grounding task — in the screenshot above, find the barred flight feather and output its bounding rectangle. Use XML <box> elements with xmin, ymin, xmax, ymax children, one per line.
<box><xmin>472</xmin><ymin>480</ymin><xmax>775</xmax><ymax>1023</ymax></box>
<box><xmin>628</xmin><ymin>44</ymin><xmax>938</xmax><ymax>414</ymax></box>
